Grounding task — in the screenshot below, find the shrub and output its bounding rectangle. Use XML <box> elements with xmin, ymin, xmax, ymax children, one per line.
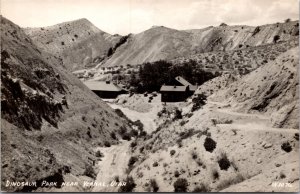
<box><xmin>153</xmin><ymin>161</ymin><xmax>159</xmax><ymax>167</ymax></box>
<box><xmin>132</xmin><ymin>120</ymin><xmax>144</xmax><ymax>131</ymax></box>
<box><xmin>83</xmin><ymin>164</ymin><xmax>96</xmax><ymax>179</ymax></box>
<box><xmin>273</xmin><ymin>35</ymin><xmax>280</xmax><ymax>43</ymax></box>
<box><xmin>95</xmin><ymin>150</ymin><xmax>104</xmax><ymax>158</ymax></box>
<box><xmin>118</xmin><ymin>176</ymin><xmax>136</xmax><ymax>192</ymax></box>
<box><xmin>173</xmin><ymin>178</ymin><xmax>188</xmax><ymax>192</ymax></box>
<box><xmin>174</xmin><ymin>170</ymin><xmax>180</xmax><ymax>177</ymax></box>
<box><xmin>212</xmin><ymin>169</ymin><xmax>219</xmax><ymax>180</ymax></box>
<box><xmin>130</xmin><ymin>141</ymin><xmax>137</xmax><ymax>148</ymax></box>
<box><xmin>281</xmin><ymin>141</ymin><xmax>292</xmax><ymax>152</ymax></box>
<box><xmin>170</xmin><ymin>150</ymin><xmax>176</xmax><ymax>156</ymax></box>
<box><xmin>191</xmin><ymin>93</ymin><xmax>207</xmax><ymax>112</ymax></box>
<box><xmin>128</xmin><ymin>156</ymin><xmax>138</xmax><ymax>167</ymax></box>
<box><xmin>122</xmin><ymin>133</ymin><xmax>131</xmax><ymax>141</ymax></box>
<box><xmin>110</xmin><ymin>132</ymin><xmax>117</xmax><ymax>140</ymax></box>
<box><xmin>150</xmin><ymin>179</ymin><xmax>159</xmax><ymax>192</ymax></box>
<box><xmin>218</xmin><ymin>152</ymin><xmax>231</xmax><ymax>171</ymax></box>
<box><xmin>191</xmin><ymin>151</ymin><xmax>198</xmax><ymax>160</ymax></box>
<box><xmin>192</xmin><ymin>183</ymin><xmax>210</xmax><ymax>192</ymax></box>
<box><xmin>173</xmin><ymin>108</ymin><xmax>183</xmax><ymax>120</ymax></box>
<box><xmin>252</xmin><ymin>27</ymin><xmax>260</xmax><ymax>36</ymax></box>
<box><xmin>104</xmin><ymin>141</ymin><xmax>111</xmax><ymax>147</ymax></box>
<box><xmin>204</xmin><ymin>137</ymin><xmax>217</xmax><ymax>153</ymax></box>
<box><xmin>115</xmin><ymin>109</ymin><xmax>126</xmax><ymax>118</ymax></box>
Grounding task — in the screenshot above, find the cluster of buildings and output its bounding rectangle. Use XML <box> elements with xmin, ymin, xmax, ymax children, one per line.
<box><xmin>84</xmin><ymin>76</ymin><xmax>198</xmax><ymax>102</ymax></box>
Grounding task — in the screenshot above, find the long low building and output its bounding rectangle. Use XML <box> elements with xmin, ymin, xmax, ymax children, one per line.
<box><xmin>84</xmin><ymin>80</ymin><xmax>127</xmax><ymax>99</ymax></box>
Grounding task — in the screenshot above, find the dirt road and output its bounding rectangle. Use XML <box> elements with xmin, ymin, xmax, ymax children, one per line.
<box><xmin>92</xmin><ymin>141</ymin><xmax>131</xmax><ymax>192</ymax></box>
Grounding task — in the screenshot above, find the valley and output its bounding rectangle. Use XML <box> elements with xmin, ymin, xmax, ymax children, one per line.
<box><xmin>1</xmin><ymin>14</ymin><xmax>299</xmax><ymax>193</ymax></box>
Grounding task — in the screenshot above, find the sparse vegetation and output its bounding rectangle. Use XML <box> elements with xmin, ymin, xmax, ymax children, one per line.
<box><xmin>281</xmin><ymin>141</ymin><xmax>292</xmax><ymax>152</ymax></box>
<box><xmin>216</xmin><ymin>173</ymin><xmax>246</xmax><ymax>191</ymax></box>
<box><xmin>170</xmin><ymin>150</ymin><xmax>176</xmax><ymax>156</ymax></box>
<box><xmin>95</xmin><ymin>150</ymin><xmax>104</xmax><ymax>158</ymax></box>
<box><xmin>191</xmin><ymin>93</ymin><xmax>207</xmax><ymax>112</ymax></box>
<box><xmin>83</xmin><ymin>164</ymin><xmax>96</xmax><ymax>179</ymax></box>
<box><xmin>192</xmin><ymin>183</ymin><xmax>210</xmax><ymax>192</ymax></box>
<box><xmin>128</xmin><ymin>156</ymin><xmax>138</xmax><ymax>168</ymax></box>
<box><xmin>118</xmin><ymin>176</ymin><xmax>136</xmax><ymax>192</ymax></box>
<box><xmin>173</xmin><ymin>178</ymin><xmax>188</xmax><ymax>192</ymax></box>
<box><xmin>218</xmin><ymin>152</ymin><xmax>231</xmax><ymax>171</ymax></box>
<box><xmin>149</xmin><ymin>179</ymin><xmax>159</xmax><ymax>192</ymax></box>
<box><xmin>212</xmin><ymin>169</ymin><xmax>220</xmax><ymax>180</ymax></box>
<box><xmin>104</xmin><ymin>141</ymin><xmax>111</xmax><ymax>147</ymax></box>
<box><xmin>204</xmin><ymin>137</ymin><xmax>217</xmax><ymax>153</ymax></box>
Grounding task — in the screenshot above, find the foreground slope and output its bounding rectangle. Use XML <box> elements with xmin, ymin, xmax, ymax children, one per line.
<box><xmin>103</xmin><ymin>21</ymin><xmax>298</xmax><ymax>67</ymax></box>
<box><xmin>1</xmin><ymin>17</ymin><xmax>128</xmax><ymax>192</ymax></box>
<box><xmin>210</xmin><ymin>47</ymin><xmax>299</xmax><ymax>129</ymax></box>
<box><xmin>24</xmin><ymin>18</ymin><xmax>121</xmax><ymax>71</ymax></box>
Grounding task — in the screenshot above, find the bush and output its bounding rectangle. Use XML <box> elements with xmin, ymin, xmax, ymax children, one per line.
<box><xmin>110</xmin><ymin>132</ymin><xmax>117</xmax><ymax>140</ymax></box>
<box><xmin>191</xmin><ymin>93</ymin><xmax>207</xmax><ymax>112</ymax></box>
<box><xmin>122</xmin><ymin>133</ymin><xmax>131</xmax><ymax>141</ymax></box>
<box><xmin>83</xmin><ymin>164</ymin><xmax>96</xmax><ymax>179</ymax></box>
<box><xmin>218</xmin><ymin>152</ymin><xmax>231</xmax><ymax>171</ymax></box>
<box><xmin>153</xmin><ymin>161</ymin><xmax>159</xmax><ymax>167</ymax></box>
<box><xmin>130</xmin><ymin>141</ymin><xmax>137</xmax><ymax>148</ymax></box>
<box><xmin>173</xmin><ymin>178</ymin><xmax>188</xmax><ymax>192</ymax></box>
<box><xmin>132</xmin><ymin>120</ymin><xmax>144</xmax><ymax>131</ymax></box>
<box><xmin>115</xmin><ymin>109</ymin><xmax>126</xmax><ymax>118</ymax></box>
<box><xmin>95</xmin><ymin>150</ymin><xmax>104</xmax><ymax>158</ymax></box>
<box><xmin>281</xmin><ymin>141</ymin><xmax>292</xmax><ymax>152</ymax></box>
<box><xmin>104</xmin><ymin>141</ymin><xmax>111</xmax><ymax>147</ymax></box>
<box><xmin>273</xmin><ymin>35</ymin><xmax>280</xmax><ymax>43</ymax></box>
<box><xmin>170</xmin><ymin>150</ymin><xmax>176</xmax><ymax>156</ymax></box>
<box><xmin>150</xmin><ymin>179</ymin><xmax>159</xmax><ymax>192</ymax></box>
<box><xmin>174</xmin><ymin>170</ymin><xmax>180</xmax><ymax>177</ymax></box>
<box><xmin>204</xmin><ymin>137</ymin><xmax>217</xmax><ymax>153</ymax></box>
<box><xmin>128</xmin><ymin>156</ymin><xmax>138</xmax><ymax>167</ymax></box>
<box><xmin>192</xmin><ymin>183</ymin><xmax>210</xmax><ymax>192</ymax></box>
<box><xmin>173</xmin><ymin>108</ymin><xmax>183</xmax><ymax>120</ymax></box>
<box><xmin>212</xmin><ymin>169</ymin><xmax>219</xmax><ymax>180</ymax></box>
<box><xmin>118</xmin><ymin>176</ymin><xmax>136</xmax><ymax>192</ymax></box>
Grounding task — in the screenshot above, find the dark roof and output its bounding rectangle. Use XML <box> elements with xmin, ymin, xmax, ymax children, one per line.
<box><xmin>160</xmin><ymin>85</ymin><xmax>187</xmax><ymax>92</ymax></box>
<box><xmin>175</xmin><ymin>76</ymin><xmax>192</xmax><ymax>86</ymax></box>
<box><xmin>84</xmin><ymin>81</ymin><xmax>123</xmax><ymax>92</ymax></box>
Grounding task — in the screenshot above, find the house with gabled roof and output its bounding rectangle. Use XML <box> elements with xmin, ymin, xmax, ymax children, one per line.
<box><xmin>160</xmin><ymin>76</ymin><xmax>198</xmax><ymax>102</ymax></box>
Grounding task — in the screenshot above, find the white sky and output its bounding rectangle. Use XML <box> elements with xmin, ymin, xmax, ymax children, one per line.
<box><xmin>1</xmin><ymin>0</ymin><xmax>299</xmax><ymax>35</ymax></box>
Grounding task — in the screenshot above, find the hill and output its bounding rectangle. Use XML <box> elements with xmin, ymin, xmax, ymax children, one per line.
<box><xmin>102</xmin><ymin>21</ymin><xmax>299</xmax><ymax>67</ymax></box>
<box><xmin>1</xmin><ymin>17</ymin><xmax>130</xmax><ymax>192</ymax></box>
<box><xmin>209</xmin><ymin>47</ymin><xmax>299</xmax><ymax>129</ymax></box>
<box><xmin>24</xmin><ymin>18</ymin><xmax>121</xmax><ymax>71</ymax></box>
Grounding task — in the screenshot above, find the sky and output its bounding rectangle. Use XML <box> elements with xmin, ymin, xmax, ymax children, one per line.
<box><xmin>1</xmin><ymin>0</ymin><xmax>299</xmax><ymax>35</ymax></box>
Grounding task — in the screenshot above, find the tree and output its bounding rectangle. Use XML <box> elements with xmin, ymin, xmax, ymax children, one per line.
<box><xmin>285</xmin><ymin>18</ymin><xmax>291</xmax><ymax>23</ymax></box>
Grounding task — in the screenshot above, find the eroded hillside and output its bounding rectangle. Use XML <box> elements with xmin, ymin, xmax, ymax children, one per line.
<box><xmin>102</xmin><ymin>21</ymin><xmax>298</xmax><ymax>67</ymax></box>
<box><xmin>24</xmin><ymin>19</ymin><xmax>121</xmax><ymax>71</ymax></box>
<box><xmin>210</xmin><ymin>47</ymin><xmax>299</xmax><ymax>129</ymax></box>
<box><xmin>1</xmin><ymin>17</ymin><xmax>130</xmax><ymax>192</ymax></box>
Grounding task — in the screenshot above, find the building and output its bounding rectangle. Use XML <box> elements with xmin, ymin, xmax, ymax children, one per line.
<box><xmin>160</xmin><ymin>76</ymin><xmax>198</xmax><ymax>102</ymax></box>
<box><xmin>84</xmin><ymin>80</ymin><xmax>127</xmax><ymax>99</ymax></box>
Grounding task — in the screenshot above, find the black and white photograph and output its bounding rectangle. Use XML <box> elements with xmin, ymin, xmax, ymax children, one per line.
<box><xmin>1</xmin><ymin>0</ymin><xmax>299</xmax><ymax>192</ymax></box>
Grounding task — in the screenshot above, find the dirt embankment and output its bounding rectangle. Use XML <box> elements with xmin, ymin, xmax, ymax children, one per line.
<box><xmin>1</xmin><ymin>16</ymin><xmax>130</xmax><ymax>192</ymax></box>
